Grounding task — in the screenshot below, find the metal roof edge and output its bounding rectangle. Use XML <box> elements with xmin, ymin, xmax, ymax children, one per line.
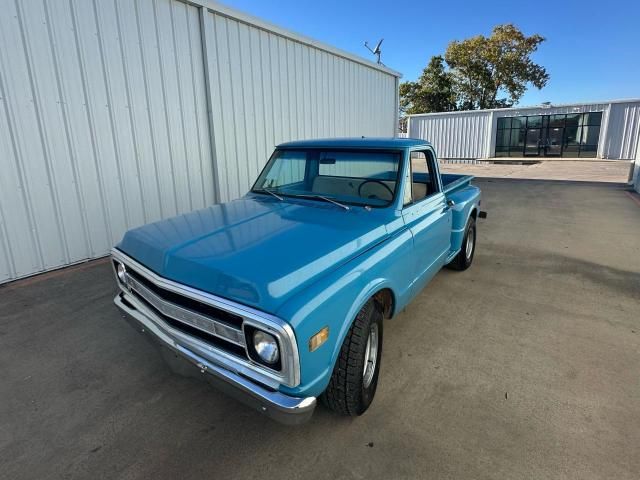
<box><xmin>405</xmin><ymin>98</ymin><xmax>640</xmax><ymax>117</ymax></box>
<box><xmin>276</xmin><ymin>137</ymin><xmax>431</xmax><ymax>148</ymax></box>
<box><xmin>190</xmin><ymin>0</ymin><xmax>402</xmax><ymax>78</ymax></box>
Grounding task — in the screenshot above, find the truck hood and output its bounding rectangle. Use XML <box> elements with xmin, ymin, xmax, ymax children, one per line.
<box><xmin>116</xmin><ymin>196</ymin><xmax>389</xmax><ymax>314</ymax></box>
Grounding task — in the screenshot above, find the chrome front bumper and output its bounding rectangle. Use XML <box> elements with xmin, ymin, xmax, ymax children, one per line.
<box><xmin>114</xmin><ymin>293</ymin><xmax>316</xmax><ymax>425</ymax></box>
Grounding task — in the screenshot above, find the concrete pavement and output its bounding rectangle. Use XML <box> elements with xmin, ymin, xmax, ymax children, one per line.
<box><xmin>441</xmin><ymin>159</ymin><xmax>632</xmax><ymax>183</ymax></box>
<box><xmin>1</xmin><ymin>178</ymin><xmax>639</xmax><ymax>479</ymax></box>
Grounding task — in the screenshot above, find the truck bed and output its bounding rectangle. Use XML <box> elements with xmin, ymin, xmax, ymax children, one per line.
<box><xmin>441</xmin><ymin>173</ymin><xmax>474</xmax><ymax>196</ymax></box>
<box><xmin>413</xmin><ymin>173</ymin><xmax>474</xmax><ymax>197</ymax></box>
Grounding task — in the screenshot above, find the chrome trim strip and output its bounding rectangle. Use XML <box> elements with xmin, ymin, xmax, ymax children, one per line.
<box><xmin>115</xmin><ymin>293</ymin><xmax>315</xmax><ymax>424</ymax></box>
<box><xmin>126</xmin><ymin>274</ymin><xmax>246</xmax><ymax>347</ymax></box>
<box><xmin>121</xmin><ymin>289</ymin><xmax>281</xmax><ymax>388</ymax></box>
<box><xmin>110</xmin><ymin>248</ymin><xmax>301</xmax><ymax>388</ymax></box>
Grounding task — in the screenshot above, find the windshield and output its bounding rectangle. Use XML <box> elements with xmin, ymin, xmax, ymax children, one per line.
<box><xmin>252</xmin><ymin>148</ymin><xmax>402</xmax><ymax>207</ymax></box>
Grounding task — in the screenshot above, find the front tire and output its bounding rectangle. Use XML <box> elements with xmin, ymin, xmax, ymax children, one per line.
<box><xmin>448</xmin><ymin>217</ymin><xmax>476</xmax><ymax>271</ymax></box>
<box><xmin>322</xmin><ymin>300</ymin><xmax>383</xmax><ymax>416</ymax></box>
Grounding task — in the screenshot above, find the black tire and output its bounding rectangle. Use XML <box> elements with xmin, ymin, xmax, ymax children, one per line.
<box><xmin>321</xmin><ymin>299</ymin><xmax>383</xmax><ymax>416</ymax></box>
<box><xmin>447</xmin><ymin>217</ymin><xmax>476</xmax><ymax>271</ymax></box>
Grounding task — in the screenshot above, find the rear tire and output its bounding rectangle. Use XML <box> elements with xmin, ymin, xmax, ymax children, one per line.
<box><xmin>448</xmin><ymin>217</ymin><xmax>476</xmax><ymax>271</ymax></box>
<box><xmin>321</xmin><ymin>300</ymin><xmax>383</xmax><ymax>416</ymax></box>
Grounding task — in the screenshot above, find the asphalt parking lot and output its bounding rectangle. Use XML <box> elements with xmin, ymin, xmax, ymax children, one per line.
<box><xmin>2</xmin><ymin>177</ymin><xmax>639</xmax><ymax>480</ymax></box>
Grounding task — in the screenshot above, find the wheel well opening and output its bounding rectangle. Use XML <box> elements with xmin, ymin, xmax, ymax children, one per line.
<box><xmin>471</xmin><ymin>208</ymin><xmax>478</xmax><ymax>220</ymax></box>
<box><xmin>373</xmin><ymin>288</ymin><xmax>395</xmax><ymax>319</ymax></box>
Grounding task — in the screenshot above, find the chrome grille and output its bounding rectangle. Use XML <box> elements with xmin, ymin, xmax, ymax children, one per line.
<box><xmin>111</xmin><ymin>249</ymin><xmax>301</xmax><ymax>388</ymax></box>
<box><xmin>126</xmin><ymin>274</ymin><xmax>246</xmax><ymax>347</ymax></box>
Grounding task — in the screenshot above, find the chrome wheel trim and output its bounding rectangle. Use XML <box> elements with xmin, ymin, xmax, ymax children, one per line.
<box><xmin>363</xmin><ymin>323</ymin><xmax>379</xmax><ymax>389</ymax></box>
<box><xmin>465</xmin><ymin>226</ymin><xmax>475</xmax><ymax>260</ymax></box>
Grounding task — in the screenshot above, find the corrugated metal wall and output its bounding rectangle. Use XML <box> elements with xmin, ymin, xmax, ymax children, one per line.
<box><xmin>634</xmin><ymin>145</ymin><xmax>640</xmax><ymax>193</ymax></box>
<box><xmin>0</xmin><ymin>0</ymin><xmax>214</xmax><ymax>282</ymax></box>
<box><xmin>407</xmin><ymin>101</ymin><xmax>640</xmax><ymax>160</ymax></box>
<box><xmin>0</xmin><ymin>0</ymin><xmax>399</xmax><ymax>283</ymax></box>
<box><xmin>203</xmin><ymin>10</ymin><xmax>398</xmax><ymax>201</ymax></box>
<box><xmin>601</xmin><ymin>102</ymin><xmax>640</xmax><ymax>160</ymax></box>
<box><xmin>407</xmin><ymin>111</ymin><xmax>492</xmax><ymax>159</ymax></box>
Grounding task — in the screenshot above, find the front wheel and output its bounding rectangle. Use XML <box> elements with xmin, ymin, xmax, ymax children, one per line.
<box><xmin>447</xmin><ymin>217</ymin><xmax>476</xmax><ymax>271</ymax></box>
<box><xmin>321</xmin><ymin>300</ymin><xmax>383</xmax><ymax>416</ymax></box>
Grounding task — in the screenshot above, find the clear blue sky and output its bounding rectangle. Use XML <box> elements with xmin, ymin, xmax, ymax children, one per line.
<box><xmin>222</xmin><ymin>0</ymin><xmax>639</xmax><ymax>107</ymax></box>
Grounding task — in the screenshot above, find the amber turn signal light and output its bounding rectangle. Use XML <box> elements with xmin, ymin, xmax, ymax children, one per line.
<box><xmin>309</xmin><ymin>326</ymin><xmax>329</xmax><ymax>352</ymax></box>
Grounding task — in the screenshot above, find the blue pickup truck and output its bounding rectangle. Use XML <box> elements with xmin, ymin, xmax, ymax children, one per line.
<box><xmin>111</xmin><ymin>138</ymin><xmax>483</xmax><ymax>424</ymax></box>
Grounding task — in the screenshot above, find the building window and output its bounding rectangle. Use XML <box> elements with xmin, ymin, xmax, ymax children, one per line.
<box><xmin>494</xmin><ymin>112</ymin><xmax>602</xmax><ymax>157</ymax></box>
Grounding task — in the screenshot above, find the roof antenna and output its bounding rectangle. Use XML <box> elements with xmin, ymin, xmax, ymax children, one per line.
<box><xmin>364</xmin><ymin>38</ymin><xmax>384</xmax><ymax>65</ymax></box>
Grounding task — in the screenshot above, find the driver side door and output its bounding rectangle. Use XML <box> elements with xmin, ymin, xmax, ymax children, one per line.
<box><xmin>402</xmin><ymin>149</ymin><xmax>451</xmax><ymax>297</ymax></box>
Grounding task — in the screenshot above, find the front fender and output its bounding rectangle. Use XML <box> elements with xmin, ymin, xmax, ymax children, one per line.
<box><xmin>275</xmin><ymin>227</ymin><xmax>414</xmax><ymax>398</ymax></box>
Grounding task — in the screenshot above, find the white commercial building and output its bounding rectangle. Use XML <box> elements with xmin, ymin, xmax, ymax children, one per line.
<box><xmin>0</xmin><ymin>0</ymin><xmax>400</xmax><ymax>283</ymax></box>
<box><xmin>406</xmin><ymin>99</ymin><xmax>640</xmax><ymax>161</ymax></box>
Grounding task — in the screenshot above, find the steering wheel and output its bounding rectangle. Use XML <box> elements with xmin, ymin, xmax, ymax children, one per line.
<box><xmin>358</xmin><ymin>180</ymin><xmax>394</xmax><ymax>202</ymax></box>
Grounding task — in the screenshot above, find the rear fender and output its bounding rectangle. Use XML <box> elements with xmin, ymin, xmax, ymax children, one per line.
<box><xmin>447</xmin><ymin>184</ymin><xmax>481</xmax><ymax>253</ymax></box>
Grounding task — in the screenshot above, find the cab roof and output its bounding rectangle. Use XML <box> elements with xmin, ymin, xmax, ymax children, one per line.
<box><xmin>276</xmin><ymin>137</ymin><xmax>432</xmax><ymax>150</ymax></box>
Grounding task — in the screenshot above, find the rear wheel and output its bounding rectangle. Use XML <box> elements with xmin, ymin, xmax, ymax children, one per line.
<box><xmin>322</xmin><ymin>300</ymin><xmax>383</xmax><ymax>416</ymax></box>
<box><xmin>448</xmin><ymin>217</ymin><xmax>476</xmax><ymax>271</ymax></box>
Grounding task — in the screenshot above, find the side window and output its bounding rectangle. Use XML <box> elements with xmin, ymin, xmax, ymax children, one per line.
<box><xmin>408</xmin><ymin>150</ymin><xmax>438</xmax><ymax>203</ymax></box>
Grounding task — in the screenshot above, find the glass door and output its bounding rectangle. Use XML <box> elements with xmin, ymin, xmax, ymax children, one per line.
<box><xmin>544</xmin><ymin>115</ymin><xmax>565</xmax><ymax>157</ymax></box>
<box><xmin>524</xmin><ymin>129</ymin><xmax>541</xmax><ymax>156</ymax></box>
<box><xmin>545</xmin><ymin>127</ymin><xmax>563</xmax><ymax>156</ymax></box>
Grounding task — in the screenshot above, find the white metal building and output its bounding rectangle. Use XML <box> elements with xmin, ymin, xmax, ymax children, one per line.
<box><xmin>406</xmin><ymin>99</ymin><xmax>640</xmax><ymax>161</ymax></box>
<box><xmin>0</xmin><ymin>0</ymin><xmax>400</xmax><ymax>283</ymax></box>
<box><xmin>634</xmin><ymin>146</ymin><xmax>640</xmax><ymax>194</ymax></box>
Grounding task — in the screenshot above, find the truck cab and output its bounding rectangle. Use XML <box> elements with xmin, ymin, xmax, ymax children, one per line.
<box><xmin>111</xmin><ymin>138</ymin><xmax>482</xmax><ymax>424</ymax></box>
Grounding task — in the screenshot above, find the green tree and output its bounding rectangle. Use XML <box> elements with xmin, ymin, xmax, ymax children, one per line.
<box><xmin>399</xmin><ymin>55</ymin><xmax>457</xmax><ymax>115</ymax></box>
<box><xmin>444</xmin><ymin>24</ymin><xmax>549</xmax><ymax>109</ymax></box>
<box><xmin>399</xmin><ymin>24</ymin><xmax>549</xmax><ymax>114</ymax></box>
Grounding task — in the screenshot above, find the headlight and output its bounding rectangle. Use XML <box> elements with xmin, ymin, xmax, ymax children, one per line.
<box><xmin>253</xmin><ymin>330</ymin><xmax>280</xmax><ymax>365</ymax></box>
<box><xmin>116</xmin><ymin>262</ymin><xmax>127</xmax><ymax>284</ymax></box>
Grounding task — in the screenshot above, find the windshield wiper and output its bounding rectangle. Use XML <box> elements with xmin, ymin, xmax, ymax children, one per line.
<box><xmin>253</xmin><ymin>188</ymin><xmax>283</xmax><ymax>201</ymax></box>
<box><xmin>286</xmin><ymin>193</ymin><xmax>350</xmax><ymax>211</ymax></box>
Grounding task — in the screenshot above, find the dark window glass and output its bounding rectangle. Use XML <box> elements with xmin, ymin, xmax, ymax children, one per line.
<box><xmin>579</xmin><ymin>145</ymin><xmax>597</xmax><ymax>157</ymax></box>
<box><xmin>546</xmin><ymin>127</ymin><xmax>563</xmax><ymax>155</ymax></box>
<box><xmin>525</xmin><ymin>129</ymin><xmax>542</xmax><ymax>150</ymax></box>
<box><xmin>497</xmin><ymin>117</ymin><xmax>511</xmax><ymax>129</ymax></box>
<box><xmin>510</xmin><ymin>128</ymin><xmax>525</xmax><ymax>147</ymax></box>
<box><xmin>565</xmin><ymin>113</ymin><xmax>581</xmax><ymax>127</ymax></box>
<box><xmin>548</xmin><ymin>127</ymin><xmax>563</xmax><ymax>143</ymax></box>
<box><xmin>542</xmin><ymin>116</ymin><xmax>549</xmax><ymax>128</ymax></box>
<box><xmin>495</xmin><ymin>129</ymin><xmax>511</xmax><ymax>147</ymax></box>
<box><xmin>494</xmin><ymin>145</ymin><xmax>509</xmax><ymax>157</ymax></box>
<box><xmin>585</xmin><ymin>112</ymin><xmax>602</xmax><ymax>125</ymax></box>
<box><xmin>563</xmin><ymin>144</ymin><xmax>579</xmax><ymax>156</ymax></box>
<box><xmin>564</xmin><ymin>126</ymin><xmax>581</xmax><ymax>145</ymax></box>
<box><xmin>527</xmin><ymin>116</ymin><xmax>543</xmax><ymax>128</ymax></box>
<box><xmin>582</xmin><ymin>125</ymin><xmax>601</xmax><ymax>145</ymax></box>
<box><xmin>511</xmin><ymin>117</ymin><xmax>525</xmax><ymax>129</ymax></box>
<box><xmin>549</xmin><ymin>114</ymin><xmax>566</xmax><ymax>127</ymax></box>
